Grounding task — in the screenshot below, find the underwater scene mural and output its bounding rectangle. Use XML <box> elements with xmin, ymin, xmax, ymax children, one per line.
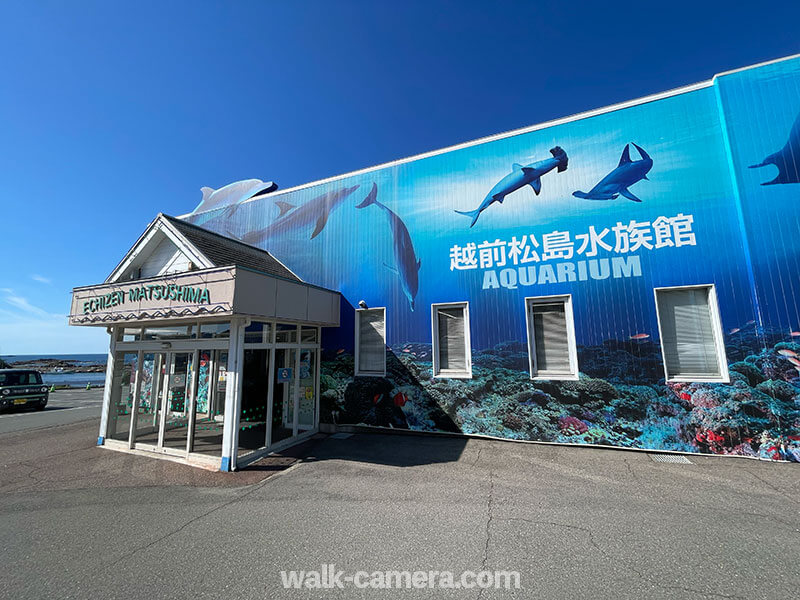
<box><xmin>184</xmin><ymin>55</ymin><xmax>800</xmax><ymax>461</ymax></box>
<box><xmin>318</xmin><ymin>329</ymin><xmax>800</xmax><ymax>461</ymax></box>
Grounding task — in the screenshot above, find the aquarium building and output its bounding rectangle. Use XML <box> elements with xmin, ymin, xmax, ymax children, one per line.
<box><xmin>71</xmin><ymin>54</ymin><xmax>800</xmax><ymax>469</ymax></box>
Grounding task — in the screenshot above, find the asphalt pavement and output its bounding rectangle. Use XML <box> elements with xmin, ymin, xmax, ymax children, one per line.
<box><xmin>0</xmin><ymin>391</ymin><xmax>798</xmax><ymax>599</ymax></box>
<box><xmin>0</xmin><ymin>387</ymin><xmax>104</xmax><ymax>434</ymax></box>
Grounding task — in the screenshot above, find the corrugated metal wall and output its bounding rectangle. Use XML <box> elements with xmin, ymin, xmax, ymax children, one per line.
<box><xmin>183</xmin><ymin>55</ymin><xmax>800</xmax><ymax>461</ymax></box>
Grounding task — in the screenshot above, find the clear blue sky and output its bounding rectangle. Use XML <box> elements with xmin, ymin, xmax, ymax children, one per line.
<box><xmin>1</xmin><ymin>0</ymin><xmax>798</xmax><ymax>355</ymax></box>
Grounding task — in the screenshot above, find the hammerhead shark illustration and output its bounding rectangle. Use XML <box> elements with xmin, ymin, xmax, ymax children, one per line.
<box><xmin>237</xmin><ymin>185</ymin><xmax>361</xmax><ymax>245</ymax></box>
<box><xmin>573</xmin><ymin>143</ymin><xmax>653</xmax><ymax>202</ymax></box>
<box><xmin>356</xmin><ymin>183</ymin><xmax>421</xmax><ymax>311</ymax></box>
<box><xmin>455</xmin><ymin>146</ymin><xmax>568</xmax><ymax>227</ymax></box>
<box><xmin>193</xmin><ymin>179</ymin><xmax>278</xmax><ymax>214</ymax></box>
<box><xmin>749</xmin><ymin>110</ymin><xmax>800</xmax><ymax>185</ymax></box>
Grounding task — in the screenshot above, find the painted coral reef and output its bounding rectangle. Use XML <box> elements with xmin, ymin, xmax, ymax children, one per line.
<box><xmin>320</xmin><ymin>329</ymin><xmax>800</xmax><ymax>462</ymax></box>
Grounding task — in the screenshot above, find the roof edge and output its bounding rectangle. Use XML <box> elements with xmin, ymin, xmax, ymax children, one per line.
<box><xmin>180</xmin><ymin>53</ymin><xmax>800</xmax><ymax>220</ymax></box>
<box><xmin>160</xmin><ymin>214</ymin><xmax>302</xmax><ymax>282</ymax></box>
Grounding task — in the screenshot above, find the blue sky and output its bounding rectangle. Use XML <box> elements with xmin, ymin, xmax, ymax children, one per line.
<box><xmin>1</xmin><ymin>0</ymin><xmax>798</xmax><ymax>355</ymax></box>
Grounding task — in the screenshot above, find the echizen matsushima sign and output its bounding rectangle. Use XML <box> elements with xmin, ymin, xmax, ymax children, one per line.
<box><xmin>81</xmin><ymin>284</ymin><xmax>211</xmax><ymax>314</ymax></box>
<box><xmin>69</xmin><ymin>268</ymin><xmax>237</xmax><ymax>325</ymax></box>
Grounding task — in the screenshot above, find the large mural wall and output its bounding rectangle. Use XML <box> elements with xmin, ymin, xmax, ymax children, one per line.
<box><xmin>185</xmin><ymin>56</ymin><xmax>800</xmax><ymax>461</ymax></box>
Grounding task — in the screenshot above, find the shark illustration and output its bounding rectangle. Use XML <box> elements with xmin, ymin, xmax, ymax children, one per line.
<box><xmin>455</xmin><ymin>146</ymin><xmax>568</xmax><ymax>227</ymax></box>
<box><xmin>749</xmin><ymin>110</ymin><xmax>800</xmax><ymax>185</ymax></box>
<box><xmin>572</xmin><ymin>143</ymin><xmax>653</xmax><ymax>202</ymax></box>
<box><xmin>193</xmin><ymin>179</ymin><xmax>278</xmax><ymax>214</ymax></box>
<box><xmin>237</xmin><ymin>185</ymin><xmax>361</xmax><ymax>246</ymax></box>
<box><xmin>356</xmin><ymin>183</ymin><xmax>421</xmax><ymax>311</ymax></box>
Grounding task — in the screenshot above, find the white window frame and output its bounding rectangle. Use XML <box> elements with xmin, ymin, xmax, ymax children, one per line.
<box><xmin>354</xmin><ymin>307</ymin><xmax>386</xmax><ymax>377</ymax></box>
<box><xmin>431</xmin><ymin>302</ymin><xmax>472</xmax><ymax>379</ymax></box>
<box><xmin>524</xmin><ymin>294</ymin><xmax>579</xmax><ymax>381</ymax></box>
<box><xmin>653</xmin><ymin>284</ymin><xmax>729</xmax><ymax>384</ymax></box>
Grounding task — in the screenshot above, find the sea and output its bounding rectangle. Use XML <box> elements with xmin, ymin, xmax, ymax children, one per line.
<box><xmin>1</xmin><ymin>354</ymin><xmax>108</xmax><ymax>387</ymax></box>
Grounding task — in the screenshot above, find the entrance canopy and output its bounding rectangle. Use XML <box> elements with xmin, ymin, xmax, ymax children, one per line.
<box><xmin>69</xmin><ymin>214</ymin><xmax>340</xmax><ymax>471</ymax></box>
<box><xmin>69</xmin><ymin>214</ymin><xmax>340</xmax><ymax>328</ymax></box>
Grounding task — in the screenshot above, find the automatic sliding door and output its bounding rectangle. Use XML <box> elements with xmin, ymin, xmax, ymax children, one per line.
<box><xmin>162</xmin><ymin>352</ymin><xmax>194</xmax><ymax>451</ymax></box>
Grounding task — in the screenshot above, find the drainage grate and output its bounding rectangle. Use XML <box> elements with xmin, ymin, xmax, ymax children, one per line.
<box><xmin>649</xmin><ymin>453</ymin><xmax>692</xmax><ymax>464</ymax></box>
<box><xmin>330</xmin><ymin>432</ymin><xmax>353</xmax><ymax>440</ymax></box>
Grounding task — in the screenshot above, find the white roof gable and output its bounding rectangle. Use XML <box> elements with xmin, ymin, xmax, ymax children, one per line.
<box><xmin>106</xmin><ymin>215</ymin><xmax>214</xmax><ymax>283</ymax></box>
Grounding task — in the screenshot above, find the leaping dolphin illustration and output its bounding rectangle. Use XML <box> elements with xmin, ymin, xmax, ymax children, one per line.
<box><xmin>572</xmin><ymin>143</ymin><xmax>652</xmax><ymax>202</ymax></box>
<box><xmin>236</xmin><ymin>185</ymin><xmax>361</xmax><ymax>246</ymax></box>
<box><xmin>455</xmin><ymin>146</ymin><xmax>568</xmax><ymax>227</ymax></box>
<box><xmin>749</xmin><ymin>110</ymin><xmax>800</xmax><ymax>185</ymax></box>
<box><xmin>356</xmin><ymin>183</ymin><xmax>421</xmax><ymax>311</ymax></box>
<box><xmin>193</xmin><ymin>179</ymin><xmax>278</xmax><ymax>214</ymax></box>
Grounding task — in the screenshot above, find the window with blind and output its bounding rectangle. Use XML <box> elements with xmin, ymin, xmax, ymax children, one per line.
<box><xmin>432</xmin><ymin>302</ymin><xmax>472</xmax><ymax>378</ymax></box>
<box><xmin>526</xmin><ymin>296</ymin><xmax>578</xmax><ymax>380</ymax></box>
<box><xmin>655</xmin><ymin>285</ymin><xmax>728</xmax><ymax>382</ymax></box>
<box><xmin>355</xmin><ymin>308</ymin><xmax>386</xmax><ymax>376</ymax></box>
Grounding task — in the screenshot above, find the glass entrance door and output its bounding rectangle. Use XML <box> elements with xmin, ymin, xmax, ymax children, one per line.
<box><xmin>129</xmin><ymin>351</ymin><xmax>194</xmax><ymax>452</ymax></box>
<box><xmin>297</xmin><ymin>348</ymin><xmax>317</xmax><ymax>433</ymax></box>
<box><xmin>162</xmin><ymin>352</ymin><xmax>195</xmax><ymax>451</ymax></box>
<box><xmin>132</xmin><ymin>352</ymin><xmax>167</xmax><ymax>446</ymax></box>
<box><xmin>271</xmin><ymin>349</ymin><xmax>297</xmax><ymax>444</ymax></box>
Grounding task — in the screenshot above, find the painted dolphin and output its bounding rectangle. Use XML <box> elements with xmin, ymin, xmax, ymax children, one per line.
<box><xmin>192</xmin><ymin>179</ymin><xmax>278</xmax><ymax>214</ymax></box>
<box><xmin>749</xmin><ymin>110</ymin><xmax>800</xmax><ymax>185</ymax></box>
<box><xmin>572</xmin><ymin>143</ymin><xmax>652</xmax><ymax>201</ymax></box>
<box><xmin>236</xmin><ymin>185</ymin><xmax>361</xmax><ymax>245</ymax></box>
<box><xmin>356</xmin><ymin>183</ymin><xmax>421</xmax><ymax>311</ymax></box>
<box><xmin>455</xmin><ymin>146</ymin><xmax>568</xmax><ymax>227</ymax></box>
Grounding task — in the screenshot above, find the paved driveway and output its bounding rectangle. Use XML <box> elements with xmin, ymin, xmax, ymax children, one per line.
<box><xmin>0</xmin><ymin>414</ymin><xmax>797</xmax><ymax>599</ymax></box>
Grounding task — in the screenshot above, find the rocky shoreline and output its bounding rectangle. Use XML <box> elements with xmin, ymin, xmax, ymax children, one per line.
<box><xmin>7</xmin><ymin>358</ymin><xmax>106</xmax><ymax>374</ymax></box>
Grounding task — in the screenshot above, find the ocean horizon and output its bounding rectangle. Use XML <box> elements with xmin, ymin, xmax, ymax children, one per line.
<box><xmin>1</xmin><ymin>353</ymin><xmax>107</xmax><ymax>365</ymax></box>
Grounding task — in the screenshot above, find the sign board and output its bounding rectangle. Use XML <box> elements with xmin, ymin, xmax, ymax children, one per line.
<box><xmin>277</xmin><ymin>368</ymin><xmax>293</xmax><ymax>382</ymax></box>
<box><xmin>69</xmin><ymin>267</ymin><xmax>236</xmax><ymax>325</ymax></box>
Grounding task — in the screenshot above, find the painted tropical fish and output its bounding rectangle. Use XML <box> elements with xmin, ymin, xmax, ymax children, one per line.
<box><xmin>749</xmin><ymin>110</ymin><xmax>800</xmax><ymax>185</ymax></box>
<box><xmin>237</xmin><ymin>185</ymin><xmax>361</xmax><ymax>245</ymax></box>
<box><xmin>356</xmin><ymin>183</ymin><xmax>421</xmax><ymax>311</ymax></box>
<box><xmin>455</xmin><ymin>146</ymin><xmax>568</xmax><ymax>227</ymax></box>
<box><xmin>193</xmin><ymin>179</ymin><xmax>278</xmax><ymax>214</ymax></box>
<box><xmin>573</xmin><ymin>143</ymin><xmax>653</xmax><ymax>202</ymax></box>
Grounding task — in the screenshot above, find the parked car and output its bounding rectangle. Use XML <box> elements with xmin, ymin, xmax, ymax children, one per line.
<box><xmin>0</xmin><ymin>369</ymin><xmax>49</xmax><ymax>411</ymax></box>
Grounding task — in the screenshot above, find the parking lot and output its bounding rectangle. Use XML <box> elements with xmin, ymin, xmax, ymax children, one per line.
<box><xmin>0</xmin><ymin>387</ymin><xmax>104</xmax><ymax>435</ymax></box>
<box><xmin>0</xmin><ymin>391</ymin><xmax>798</xmax><ymax>599</ymax></box>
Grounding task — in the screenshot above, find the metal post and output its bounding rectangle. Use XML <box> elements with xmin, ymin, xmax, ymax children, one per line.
<box><xmin>220</xmin><ymin>320</ymin><xmax>243</xmax><ymax>471</ymax></box>
<box><xmin>231</xmin><ymin>321</ymin><xmax>245</xmax><ymax>468</ymax></box>
<box><xmin>157</xmin><ymin>353</ymin><xmax>173</xmax><ymax>448</ymax></box>
<box><xmin>152</xmin><ymin>353</ymin><xmax>163</xmax><ymax>429</ymax></box>
<box><xmin>314</xmin><ymin>336</ymin><xmax>321</xmax><ymax>432</ymax></box>
<box><xmin>97</xmin><ymin>328</ymin><xmax>117</xmax><ymax>445</ymax></box>
<box><xmin>292</xmin><ymin>338</ymin><xmax>301</xmax><ymax>438</ymax></box>
<box><xmin>264</xmin><ymin>346</ymin><xmax>276</xmax><ymax>449</ymax></box>
<box><xmin>186</xmin><ymin>349</ymin><xmax>200</xmax><ymax>455</ymax></box>
<box><xmin>127</xmin><ymin>349</ymin><xmax>144</xmax><ymax>449</ymax></box>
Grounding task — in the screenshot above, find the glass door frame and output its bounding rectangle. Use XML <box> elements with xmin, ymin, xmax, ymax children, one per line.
<box><xmin>239</xmin><ymin>322</ymin><xmax>322</xmax><ymax>465</ymax></box>
<box><xmin>112</xmin><ymin>334</ymin><xmax>229</xmax><ymax>462</ymax></box>
<box><xmin>104</xmin><ymin>320</ymin><xmax>321</xmax><ymax>468</ymax></box>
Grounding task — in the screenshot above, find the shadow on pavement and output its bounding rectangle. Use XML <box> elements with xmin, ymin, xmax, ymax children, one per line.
<box><xmin>243</xmin><ymin>431</ymin><xmax>468</xmax><ymax>472</ymax></box>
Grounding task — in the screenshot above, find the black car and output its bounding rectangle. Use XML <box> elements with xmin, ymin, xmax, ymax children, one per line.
<box><xmin>0</xmin><ymin>369</ymin><xmax>49</xmax><ymax>411</ymax></box>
